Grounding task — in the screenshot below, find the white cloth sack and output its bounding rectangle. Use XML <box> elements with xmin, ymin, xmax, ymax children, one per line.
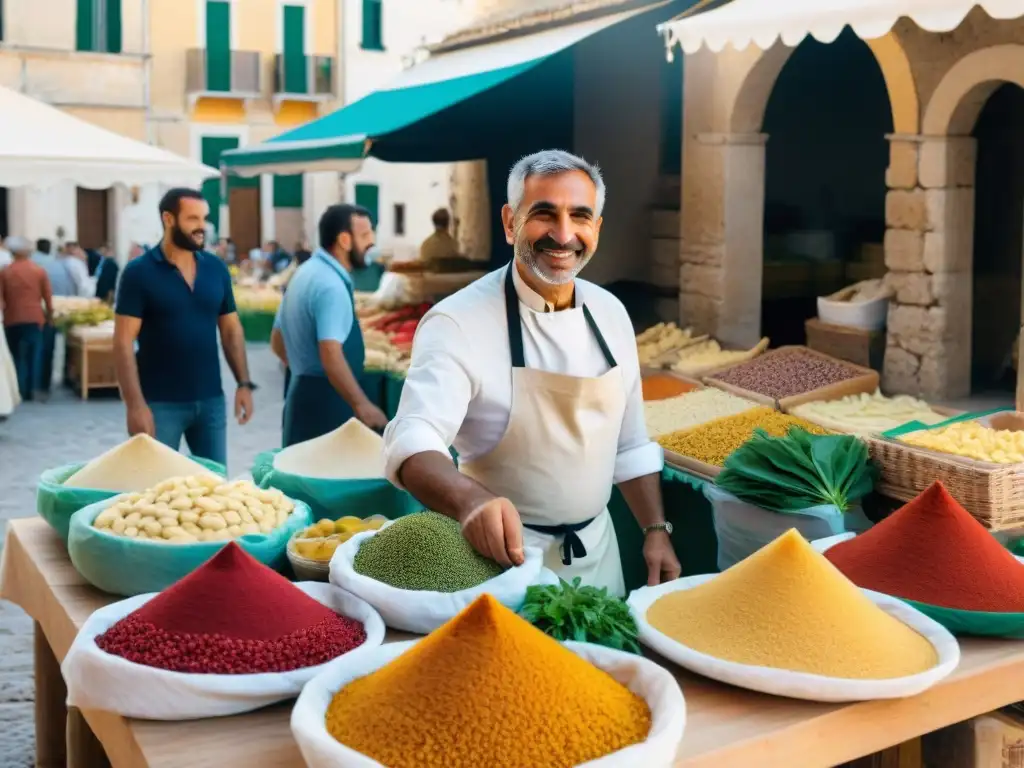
<box><xmin>706</xmin><ymin>484</ymin><xmax>873</xmax><ymax>570</ymax></box>
<box><xmin>329</xmin><ymin>525</ymin><xmax>554</xmax><ymax>633</ymax></box>
<box><xmin>291</xmin><ymin>639</ymin><xmax>687</xmax><ymax>768</ymax></box>
<box><xmin>62</xmin><ymin>583</ymin><xmax>386</xmax><ymax>720</ymax></box>
<box><xmin>627</xmin><ymin>574</ymin><xmax>960</xmax><ymax>702</ymax></box>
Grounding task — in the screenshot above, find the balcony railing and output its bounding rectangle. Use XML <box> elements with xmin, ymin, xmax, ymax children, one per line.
<box><xmin>272</xmin><ymin>54</ymin><xmax>335</xmax><ymax>99</ymax></box>
<box><xmin>185</xmin><ymin>48</ymin><xmax>261</xmax><ymax>100</ymax></box>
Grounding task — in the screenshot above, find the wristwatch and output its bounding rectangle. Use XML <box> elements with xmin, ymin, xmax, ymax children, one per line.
<box><xmin>643</xmin><ymin>522</ymin><xmax>673</xmax><ymax>536</ymax></box>
<box><xmin>237</xmin><ymin>381</ymin><xmax>258</xmax><ymax>391</ymax></box>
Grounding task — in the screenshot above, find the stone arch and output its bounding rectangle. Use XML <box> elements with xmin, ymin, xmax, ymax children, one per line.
<box><xmin>729</xmin><ymin>31</ymin><xmax>919</xmax><ymax>135</ymax></box>
<box><xmin>922</xmin><ymin>44</ymin><xmax>1024</xmax><ymax>135</ymax></box>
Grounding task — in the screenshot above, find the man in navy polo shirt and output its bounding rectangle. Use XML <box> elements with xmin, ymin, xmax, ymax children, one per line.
<box><xmin>274</xmin><ymin>203</ymin><xmax>387</xmax><ymax>447</ymax></box>
<box><xmin>113</xmin><ymin>188</ymin><xmax>255</xmax><ymax>467</ymax></box>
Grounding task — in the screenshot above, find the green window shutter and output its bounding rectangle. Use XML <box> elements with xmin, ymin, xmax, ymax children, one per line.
<box><xmin>361</xmin><ymin>0</ymin><xmax>383</xmax><ymax>51</ymax></box>
<box><xmin>105</xmin><ymin>0</ymin><xmax>122</xmax><ymax>53</ymax></box>
<box><xmin>200</xmin><ymin>136</ymin><xmax>240</xmax><ymax>233</ymax></box>
<box><xmin>354</xmin><ymin>183</ymin><xmax>379</xmax><ymax>228</ymax></box>
<box><xmin>283</xmin><ymin>4</ymin><xmax>307</xmax><ymax>94</ymax></box>
<box><xmin>76</xmin><ymin>0</ymin><xmax>94</xmax><ymax>51</ymax></box>
<box><xmin>273</xmin><ymin>174</ymin><xmax>304</xmax><ymax>208</ymax></box>
<box><xmin>205</xmin><ymin>0</ymin><xmax>232</xmax><ymax>92</ymax></box>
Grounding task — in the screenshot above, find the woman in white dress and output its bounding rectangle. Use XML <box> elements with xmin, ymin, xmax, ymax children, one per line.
<box><xmin>0</xmin><ymin>307</ymin><xmax>21</xmax><ymax>418</ymax></box>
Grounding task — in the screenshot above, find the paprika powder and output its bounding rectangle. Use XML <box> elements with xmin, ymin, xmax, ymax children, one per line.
<box><xmin>96</xmin><ymin>542</ymin><xmax>366</xmax><ymax>674</ymax></box>
<box><xmin>826</xmin><ymin>481</ymin><xmax>1024</xmax><ymax>612</ymax></box>
<box><xmin>326</xmin><ymin>594</ymin><xmax>652</xmax><ymax>767</ymax></box>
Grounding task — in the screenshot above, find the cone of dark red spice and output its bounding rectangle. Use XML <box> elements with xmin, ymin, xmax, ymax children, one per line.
<box><xmin>825</xmin><ymin>481</ymin><xmax>1024</xmax><ymax>613</ymax></box>
<box><xmin>96</xmin><ymin>542</ymin><xmax>367</xmax><ymax>674</ymax></box>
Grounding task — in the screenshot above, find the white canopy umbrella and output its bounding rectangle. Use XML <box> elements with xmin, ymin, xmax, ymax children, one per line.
<box><xmin>660</xmin><ymin>0</ymin><xmax>1024</xmax><ymax>53</ymax></box>
<box><xmin>0</xmin><ymin>86</ymin><xmax>217</xmax><ymax>189</ymax></box>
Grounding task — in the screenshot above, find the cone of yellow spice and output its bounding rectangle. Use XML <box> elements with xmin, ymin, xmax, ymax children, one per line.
<box><xmin>646</xmin><ymin>530</ymin><xmax>939</xmax><ymax>679</ymax></box>
<box><xmin>326</xmin><ymin>594</ymin><xmax>652</xmax><ymax>767</ymax></box>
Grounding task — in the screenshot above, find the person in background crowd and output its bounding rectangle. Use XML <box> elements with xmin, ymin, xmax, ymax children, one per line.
<box><xmin>0</xmin><ymin>236</ymin><xmax>52</xmax><ymax>402</ymax></box>
<box><xmin>86</xmin><ymin>247</ymin><xmax>102</xmax><ymax>277</ymax></box>
<box><xmin>36</xmin><ymin>241</ymin><xmax>91</xmax><ymax>399</ymax></box>
<box><xmin>0</xmin><ymin>237</ymin><xmax>12</xmax><ymax>270</ymax></box>
<box><xmin>32</xmin><ymin>238</ymin><xmax>54</xmax><ymax>267</ymax></box>
<box><xmin>294</xmin><ymin>242</ymin><xmax>313</xmax><ymax>266</ymax></box>
<box><xmin>274</xmin><ymin>204</ymin><xmax>387</xmax><ymax>446</ymax></box>
<box><xmin>113</xmin><ymin>188</ymin><xmax>255</xmax><ymax>467</ymax></box>
<box><xmin>93</xmin><ymin>246</ymin><xmax>121</xmax><ymax>304</ymax></box>
<box><xmin>223</xmin><ymin>237</ymin><xmax>237</xmax><ymax>264</ymax></box>
<box><xmin>419</xmin><ymin>208</ymin><xmax>459</xmax><ymax>266</ymax></box>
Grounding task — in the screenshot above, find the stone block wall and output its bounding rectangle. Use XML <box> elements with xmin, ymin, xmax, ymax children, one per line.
<box><xmin>882</xmin><ymin>136</ymin><xmax>975</xmax><ymax>399</ymax></box>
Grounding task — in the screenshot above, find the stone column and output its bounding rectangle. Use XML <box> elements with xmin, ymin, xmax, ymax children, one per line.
<box><xmin>678</xmin><ymin>132</ymin><xmax>767</xmax><ymax>348</ymax></box>
<box><xmin>449</xmin><ymin>160</ymin><xmax>491</xmax><ymax>262</ymax></box>
<box><xmin>882</xmin><ymin>134</ymin><xmax>975</xmax><ymax>400</ymax></box>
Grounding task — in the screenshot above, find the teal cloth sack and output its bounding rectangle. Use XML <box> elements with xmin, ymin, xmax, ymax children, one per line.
<box><xmin>251</xmin><ymin>450</ymin><xmax>422</xmax><ymax>521</ymax></box>
<box><xmin>37</xmin><ymin>457</ymin><xmax>226</xmax><ymax>545</ymax></box>
<box><xmin>901</xmin><ymin>599</ymin><xmax>1024</xmax><ymax>639</ymax></box>
<box><xmin>67</xmin><ymin>497</ymin><xmax>312</xmax><ymax>596</ymax></box>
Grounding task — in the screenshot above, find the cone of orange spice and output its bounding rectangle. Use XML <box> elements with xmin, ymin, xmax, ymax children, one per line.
<box><xmin>96</xmin><ymin>542</ymin><xmax>366</xmax><ymax>673</ymax></box>
<box><xmin>326</xmin><ymin>594</ymin><xmax>652</xmax><ymax>767</ymax></box>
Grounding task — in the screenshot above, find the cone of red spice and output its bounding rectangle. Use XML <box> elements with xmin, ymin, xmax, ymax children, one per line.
<box><xmin>95</xmin><ymin>542</ymin><xmax>367</xmax><ymax>674</ymax></box>
<box><xmin>825</xmin><ymin>481</ymin><xmax>1024</xmax><ymax>612</ymax></box>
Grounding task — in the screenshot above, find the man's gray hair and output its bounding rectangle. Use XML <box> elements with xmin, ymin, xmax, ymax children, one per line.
<box><xmin>507</xmin><ymin>149</ymin><xmax>605</xmax><ymax>217</ymax></box>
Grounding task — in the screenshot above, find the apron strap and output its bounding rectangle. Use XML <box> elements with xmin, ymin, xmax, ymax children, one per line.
<box><xmin>582</xmin><ymin>305</ymin><xmax>617</xmax><ymax>369</ymax></box>
<box><xmin>503</xmin><ymin>263</ymin><xmax>617</xmax><ymax>369</ymax></box>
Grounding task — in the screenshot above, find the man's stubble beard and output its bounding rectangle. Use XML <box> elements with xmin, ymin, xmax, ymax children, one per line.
<box><xmin>512</xmin><ymin>216</ymin><xmax>593</xmax><ymax>286</ymax></box>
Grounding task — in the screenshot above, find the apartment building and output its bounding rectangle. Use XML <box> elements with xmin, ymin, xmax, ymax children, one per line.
<box><xmin>150</xmin><ymin>0</ymin><xmax>342</xmax><ymax>255</ymax></box>
<box><xmin>339</xmin><ymin>0</ymin><xmax>477</xmax><ymax>254</ymax></box>
<box><xmin>0</xmin><ymin>0</ymin><xmax>342</xmax><ymax>259</ymax></box>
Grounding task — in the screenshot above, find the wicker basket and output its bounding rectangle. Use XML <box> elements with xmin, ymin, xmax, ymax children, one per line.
<box><xmin>865</xmin><ymin>436</ymin><xmax>1024</xmax><ymax>531</ymax></box>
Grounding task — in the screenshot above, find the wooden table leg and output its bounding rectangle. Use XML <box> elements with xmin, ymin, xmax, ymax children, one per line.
<box><xmin>67</xmin><ymin>707</ymin><xmax>111</xmax><ymax>768</ymax></box>
<box><xmin>34</xmin><ymin>622</ymin><xmax>66</xmax><ymax>768</ymax></box>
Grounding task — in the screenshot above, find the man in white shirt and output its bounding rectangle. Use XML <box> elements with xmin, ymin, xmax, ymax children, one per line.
<box><xmin>383</xmin><ymin>150</ymin><xmax>681</xmax><ymax>596</ymax></box>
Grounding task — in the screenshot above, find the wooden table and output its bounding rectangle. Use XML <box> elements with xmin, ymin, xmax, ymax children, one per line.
<box><xmin>4</xmin><ymin>517</ymin><xmax>1024</xmax><ymax>768</ymax></box>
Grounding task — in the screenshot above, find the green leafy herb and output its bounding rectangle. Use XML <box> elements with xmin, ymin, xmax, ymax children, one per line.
<box><xmin>715</xmin><ymin>427</ymin><xmax>877</xmax><ymax>513</ymax></box>
<box><xmin>518</xmin><ymin>577</ymin><xmax>641</xmax><ymax>654</ymax></box>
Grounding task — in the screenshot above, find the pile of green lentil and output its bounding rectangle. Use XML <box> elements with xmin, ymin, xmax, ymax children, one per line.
<box><xmin>353</xmin><ymin>511</ymin><xmax>505</xmax><ymax>592</ymax></box>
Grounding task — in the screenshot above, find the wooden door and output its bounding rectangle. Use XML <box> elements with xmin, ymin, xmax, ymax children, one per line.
<box><xmin>229</xmin><ymin>187</ymin><xmax>261</xmax><ymax>256</ymax></box>
<box><xmin>77</xmin><ymin>188</ymin><xmax>110</xmax><ymax>248</ymax></box>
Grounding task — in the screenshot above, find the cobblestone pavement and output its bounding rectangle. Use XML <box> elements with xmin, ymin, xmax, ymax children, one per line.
<box><xmin>0</xmin><ymin>344</ymin><xmax>286</xmax><ymax>766</ymax></box>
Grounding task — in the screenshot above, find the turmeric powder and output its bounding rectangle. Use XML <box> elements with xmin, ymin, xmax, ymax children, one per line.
<box><xmin>641</xmin><ymin>374</ymin><xmax>698</xmax><ymax>401</ymax></box>
<box><xmin>326</xmin><ymin>594</ymin><xmax>652</xmax><ymax>767</ymax></box>
<box><xmin>646</xmin><ymin>530</ymin><xmax>938</xmax><ymax>679</ymax></box>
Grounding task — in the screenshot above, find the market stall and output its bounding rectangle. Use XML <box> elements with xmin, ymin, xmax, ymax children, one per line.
<box><xmin>7</xmin><ymin>518</ymin><xmax>1024</xmax><ymax>767</ymax></box>
<box><xmin>15</xmin><ymin>314</ymin><xmax>1024</xmax><ymax>766</ymax></box>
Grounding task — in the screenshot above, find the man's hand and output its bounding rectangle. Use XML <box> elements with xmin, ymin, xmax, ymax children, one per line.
<box><xmin>459</xmin><ymin>497</ymin><xmax>525</xmax><ymax>568</ymax></box>
<box><xmin>235</xmin><ymin>387</ymin><xmax>254</xmax><ymax>425</ymax></box>
<box><xmin>355</xmin><ymin>400</ymin><xmax>388</xmax><ymax>430</ymax></box>
<box><xmin>643</xmin><ymin>530</ymin><xmax>681</xmax><ymax>586</ymax></box>
<box><xmin>127</xmin><ymin>403</ymin><xmax>155</xmax><ymax>437</ymax></box>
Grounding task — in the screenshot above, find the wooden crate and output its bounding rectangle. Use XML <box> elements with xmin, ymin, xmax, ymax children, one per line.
<box><xmin>806</xmin><ymin>317</ymin><xmax>886</xmax><ymax>371</ymax></box>
<box><xmin>65</xmin><ymin>335</ymin><xmax>118</xmax><ymax>401</ymax></box>
<box><xmin>922</xmin><ymin>710</ymin><xmax>1024</xmax><ymax>768</ymax></box>
<box><xmin>704</xmin><ymin>345</ymin><xmax>881</xmax><ymax>411</ymax></box>
<box><xmin>841</xmin><ymin>738</ymin><xmax>922</xmax><ymax>768</ymax></box>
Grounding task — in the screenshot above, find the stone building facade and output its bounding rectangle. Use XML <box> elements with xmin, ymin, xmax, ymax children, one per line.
<box><xmin>678</xmin><ymin>9</ymin><xmax>1024</xmax><ymax>400</ymax></box>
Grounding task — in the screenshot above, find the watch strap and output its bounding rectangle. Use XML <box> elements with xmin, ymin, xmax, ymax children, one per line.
<box><xmin>643</xmin><ymin>522</ymin><xmax>673</xmax><ymax>536</ymax></box>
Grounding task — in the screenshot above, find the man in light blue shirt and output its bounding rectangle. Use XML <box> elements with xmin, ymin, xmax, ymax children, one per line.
<box><xmin>273</xmin><ymin>204</ymin><xmax>387</xmax><ymax>447</ymax></box>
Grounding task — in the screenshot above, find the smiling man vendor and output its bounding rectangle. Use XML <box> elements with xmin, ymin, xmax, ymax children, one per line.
<box><xmin>383</xmin><ymin>150</ymin><xmax>681</xmax><ymax>596</ymax></box>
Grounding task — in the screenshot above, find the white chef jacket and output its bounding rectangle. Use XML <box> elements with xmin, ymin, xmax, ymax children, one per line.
<box><xmin>382</xmin><ymin>265</ymin><xmax>663</xmax><ymax>487</ymax></box>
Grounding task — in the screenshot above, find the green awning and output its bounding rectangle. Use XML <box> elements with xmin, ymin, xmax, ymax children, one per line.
<box><xmin>222</xmin><ymin>5</ymin><xmax>654</xmax><ymax>177</ymax></box>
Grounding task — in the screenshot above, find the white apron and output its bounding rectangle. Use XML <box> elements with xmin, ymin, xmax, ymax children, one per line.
<box><xmin>459</xmin><ymin>265</ymin><xmax>628</xmax><ymax>597</ymax></box>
